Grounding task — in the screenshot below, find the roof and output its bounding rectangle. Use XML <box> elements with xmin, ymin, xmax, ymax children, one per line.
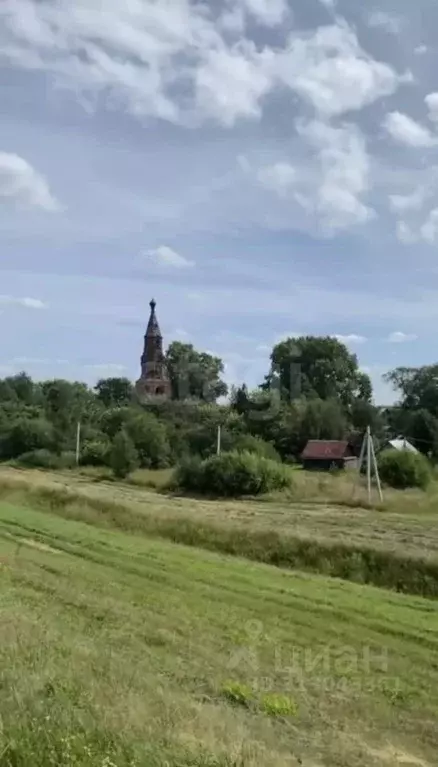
<box><xmin>387</xmin><ymin>438</ymin><xmax>419</xmax><ymax>454</ymax></box>
<box><xmin>146</xmin><ymin>298</ymin><xmax>162</xmax><ymax>337</ymax></box>
<box><xmin>301</xmin><ymin>440</ymin><xmax>352</xmax><ymax>460</ymax></box>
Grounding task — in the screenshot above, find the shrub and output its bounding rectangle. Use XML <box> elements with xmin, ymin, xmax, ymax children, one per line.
<box><xmin>80</xmin><ymin>439</ymin><xmax>111</xmax><ymax>467</ymax></box>
<box><xmin>378</xmin><ymin>449</ymin><xmax>431</xmax><ymax>490</ymax></box>
<box><xmin>125</xmin><ymin>412</ymin><xmax>170</xmax><ymax>469</ymax></box>
<box><xmin>110</xmin><ymin>430</ymin><xmax>139</xmax><ymax>479</ymax></box>
<box><xmin>232</xmin><ymin>434</ymin><xmax>280</xmax><ymax>462</ymax></box>
<box><xmin>2</xmin><ymin>417</ymin><xmax>54</xmax><ymax>459</ymax></box>
<box><xmin>173</xmin><ymin>450</ymin><xmax>292</xmax><ymax>497</ymax></box>
<box><xmin>260</xmin><ymin>693</ymin><xmax>298</xmax><ymax>717</ymax></box>
<box><xmin>17</xmin><ymin>449</ymin><xmax>77</xmax><ymax>470</ymax></box>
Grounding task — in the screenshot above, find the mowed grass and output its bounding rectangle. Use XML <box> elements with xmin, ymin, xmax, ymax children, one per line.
<box><xmin>1</xmin><ymin>467</ymin><xmax>438</xmax><ymax>597</ymax></box>
<box><xmin>1</xmin><ymin>499</ymin><xmax>438</xmax><ymax>767</ymax></box>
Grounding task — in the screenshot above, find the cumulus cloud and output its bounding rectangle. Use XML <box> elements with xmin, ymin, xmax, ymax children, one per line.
<box><xmin>257</xmin><ymin>163</ymin><xmax>296</xmax><ymax>197</ymax></box>
<box><xmin>389</xmin><ymin>187</ymin><xmax>427</xmax><ymax>213</ymax></box>
<box><xmin>367</xmin><ymin>11</ymin><xmax>402</xmax><ymax>36</ymax></box>
<box><xmin>274</xmin><ymin>23</ymin><xmax>407</xmax><ymax>117</ymax></box>
<box><xmin>145</xmin><ymin>245</ymin><xmax>195</xmax><ymax>268</ymax></box>
<box><xmin>238</xmin><ymin>0</ymin><xmax>289</xmax><ymax>27</ymax></box>
<box><xmin>420</xmin><ymin>208</ymin><xmax>438</xmax><ymax>244</ymax></box>
<box><xmin>334</xmin><ymin>334</ymin><xmax>367</xmax><ymax>344</ymax></box>
<box><xmin>387</xmin><ymin>331</ymin><xmax>418</xmax><ymax>343</ymax></box>
<box><xmin>0</xmin><ymin>3</ymin><xmax>406</xmax><ymax>127</ymax></box>
<box><xmin>296</xmin><ymin>119</ymin><xmax>374</xmax><ymax>231</ymax></box>
<box><xmin>425</xmin><ymin>92</ymin><xmax>438</xmax><ymax>123</ymax></box>
<box><xmin>0</xmin><ymin>152</ymin><xmax>59</xmax><ymax>210</ymax></box>
<box><xmin>195</xmin><ymin>42</ymin><xmax>274</xmax><ymax>126</ymax></box>
<box><xmin>0</xmin><ymin>295</ymin><xmax>47</xmax><ymax>309</ymax></box>
<box><xmin>383</xmin><ymin>112</ymin><xmax>438</xmax><ymax>147</ymax></box>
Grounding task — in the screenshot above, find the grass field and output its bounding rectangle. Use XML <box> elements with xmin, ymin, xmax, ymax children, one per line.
<box><xmin>1</xmin><ymin>467</ymin><xmax>438</xmax><ymax>596</ymax></box>
<box><xmin>1</xmin><ymin>498</ymin><xmax>438</xmax><ymax>766</ymax></box>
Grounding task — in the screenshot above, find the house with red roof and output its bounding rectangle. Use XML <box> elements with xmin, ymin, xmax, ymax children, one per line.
<box><xmin>301</xmin><ymin>440</ymin><xmax>358</xmax><ymax>472</ymax></box>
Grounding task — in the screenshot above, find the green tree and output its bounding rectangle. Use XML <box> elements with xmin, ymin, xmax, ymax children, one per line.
<box><xmin>264</xmin><ymin>336</ymin><xmax>372</xmax><ymax>407</ymax></box>
<box><xmin>384</xmin><ymin>365</ymin><xmax>438</xmax><ymax>416</ymax></box>
<box><xmin>3</xmin><ymin>372</ymin><xmax>34</xmax><ymax>404</ymax></box>
<box><xmin>2</xmin><ymin>417</ymin><xmax>54</xmax><ymax>459</ymax></box>
<box><xmin>125</xmin><ymin>412</ymin><xmax>170</xmax><ymax>468</ymax></box>
<box><xmin>95</xmin><ymin>377</ymin><xmax>133</xmax><ymax>408</ymax></box>
<box><xmin>110</xmin><ymin>430</ymin><xmax>139</xmax><ymax>479</ymax></box>
<box><xmin>165</xmin><ymin>342</ymin><xmax>228</xmax><ymax>402</ymax></box>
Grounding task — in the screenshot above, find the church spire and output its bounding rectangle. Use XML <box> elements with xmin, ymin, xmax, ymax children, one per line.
<box><xmin>135</xmin><ymin>298</ymin><xmax>171</xmax><ymax>399</ymax></box>
<box><xmin>146</xmin><ymin>297</ymin><xmax>161</xmax><ymax>337</ymax></box>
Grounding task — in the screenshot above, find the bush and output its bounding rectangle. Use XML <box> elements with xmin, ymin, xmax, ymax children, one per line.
<box><xmin>2</xmin><ymin>417</ymin><xmax>54</xmax><ymax>459</ymax></box>
<box><xmin>17</xmin><ymin>449</ymin><xmax>77</xmax><ymax>470</ymax></box>
<box><xmin>173</xmin><ymin>450</ymin><xmax>292</xmax><ymax>497</ymax></box>
<box><xmin>232</xmin><ymin>434</ymin><xmax>280</xmax><ymax>462</ymax></box>
<box><xmin>125</xmin><ymin>412</ymin><xmax>170</xmax><ymax>469</ymax></box>
<box><xmin>110</xmin><ymin>430</ymin><xmax>139</xmax><ymax>479</ymax></box>
<box><xmin>80</xmin><ymin>439</ymin><xmax>111</xmax><ymax>467</ymax></box>
<box><xmin>378</xmin><ymin>449</ymin><xmax>432</xmax><ymax>490</ymax></box>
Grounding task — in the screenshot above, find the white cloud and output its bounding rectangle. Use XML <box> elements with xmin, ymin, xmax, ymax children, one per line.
<box><xmin>0</xmin><ymin>295</ymin><xmax>47</xmax><ymax>309</ymax></box>
<box><xmin>420</xmin><ymin>208</ymin><xmax>438</xmax><ymax>244</ymax></box>
<box><xmin>296</xmin><ymin>119</ymin><xmax>374</xmax><ymax>231</ymax></box>
<box><xmin>387</xmin><ymin>332</ymin><xmax>418</xmax><ymax>343</ymax></box>
<box><xmin>389</xmin><ymin>187</ymin><xmax>426</xmax><ymax>213</ymax></box>
<box><xmin>275</xmin><ymin>23</ymin><xmax>407</xmax><ymax>117</ymax></box>
<box><xmin>238</xmin><ymin>0</ymin><xmax>289</xmax><ymax>27</ymax></box>
<box><xmin>257</xmin><ymin>163</ymin><xmax>296</xmax><ymax>197</ymax></box>
<box><xmin>318</xmin><ymin>0</ymin><xmax>336</xmax><ymax>7</ymax></box>
<box><xmin>195</xmin><ymin>42</ymin><xmax>274</xmax><ymax>126</ymax></box>
<box><xmin>367</xmin><ymin>12</ymin><xmax>402</xmax><ymax>36</ymax></box>
<box><xmin>145</xmin><ymin>245</ymin><xmax>195</xmax><ymax>269</ymax></box>
<box><xmin>415</xmin><ymin>45</ymin><xmax>427</xmax><ymax>55</ymax></box>
<box><xmin>396</xmin><ymin>221</ymin><xmax>417</xmax><ymax>244</ymax></box>
<box><xmin>383</xmin><ymin>112</ymin><xmax>438</xmax><ymax>148</ymax></box>
<box><xmin>0</xmin><ymin>152</ymin><xmax>59</xmax><ymax>210</ymax></box>
<box><xmin>334</xmin><ymin>334</ymin><xmax>367</xmax><ymax>344</ymax></box>
<box><xmin>425</xmin><ymin>92</ymin><xmax>438</xmax><ymax>123</ymax></box>
<box><xmin>0</xmin><ymin>4</ymin><xmax>407</xmax><ymax>128</ymax></box>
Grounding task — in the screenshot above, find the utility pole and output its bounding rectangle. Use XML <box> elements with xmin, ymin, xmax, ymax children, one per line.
<box><xmin>366</xmin><ymin>425</ymin><xmax>372</xmax><ymax>504</ymax></box>
<box><xmin>217</xmin><ymin>424</ymin><xmax>221</xmax><ymax>456</ymax></box>
<box><xmin>75</xmin><ymin>421</ymin><xmax>81</xmax><ymax>466</ymax></box>
<box><xmin>353</xmin><ymin>426</ymin><xmax>383</xmax><ymax>504</ymax></box>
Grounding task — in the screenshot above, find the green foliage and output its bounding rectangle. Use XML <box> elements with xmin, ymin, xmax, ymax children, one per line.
<box><xmin>384</xmin><ymin>364</ymin><xmax>438</xmax><ymax>416</ymax></box>
<box><xmin>266</xmin><ymin>335</ymin><xmax>371</xmax><ymax>407</ymax></box>
<box><xmin>260</xmin><ymin>693</ymin><xmax>298</xmax><ymax>717</ymax></box>
<box><xmin>174</xmin><ymin>450</ymin><xmax>292</xmax><ymax>497</ymax></box>
<box><xmin>379</xmin><ymin>449</ymin><xmax>432</xmax><ymax>490</ymax></box>
<box><xmin>165</xmin><ymin>341</ymin><xmax>228</xmax><ymax>402</ymax></box>
<box><xmin>220</xmin><ymin>681</ymin><xmax>253</xmax><ymax>708</ymax></box>
<box><xmin>17</xmin><ymin>449</ymin><xmax>77</xmax><ymax>470</ymax></box>
<box><xmin>95</xmin><ymin>377</ymin><xmax>133</xmax><ymax>408</ymax></box>
<box><xmin>124</xmin><ymin>412</ymin><xmax>170</xmax><ymax>468</ymax></box>
<box><xmin>110</xmin><ymin>431</ymin><xmax>139</xmax><ymax>479</ymax></box>
<box><xmin>81</xmin><ymin>440</ymin><xmax>111</xmax><ymax>467</ymax></box>
<box><xmin>2</xmin><ymin>417</ymin><xmax>54</xmax><ymax>459</ymax></box>
<box><xmin>232</xmin><ymin>434</ymin><xmax>280</xmax><ymax>461</ymax></box>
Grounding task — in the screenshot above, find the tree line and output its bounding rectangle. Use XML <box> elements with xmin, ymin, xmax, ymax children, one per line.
<box><xmin>1</xmin><ymin>337</ymin><xmax>438</xmax><ymax>471</ymax></box>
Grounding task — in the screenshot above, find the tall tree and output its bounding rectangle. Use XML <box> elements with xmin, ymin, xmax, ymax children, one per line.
<box><xmin>165</xmin><ymin>342</ymin><xmax>228</xmax><ymax>402</ymax></box>
<box><xmin>264</xmin><ymin>336</ymin><xmax>372</xmax><ymax>407</ymax></box>
<box><xmin>384</xmin><ymin>365</ymin><xmax>438</xmax><ymax>416</ymax></box>
<box><xmin>95</xmin><ymin>377</ymin><xmax>134</xmax><ymax>408</ymax></box>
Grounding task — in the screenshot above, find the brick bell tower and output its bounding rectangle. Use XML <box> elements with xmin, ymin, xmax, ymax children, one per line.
<box><xmin>135</xmin><ymin>299</ymin><xmax>171</xmax><ymax>399</ymax></box>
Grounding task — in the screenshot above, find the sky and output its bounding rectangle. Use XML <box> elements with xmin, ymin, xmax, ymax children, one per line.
<box><xmin>0</xmin><ymin>0</ymin><xmax>437</xmax><ymax>404</ymax></box>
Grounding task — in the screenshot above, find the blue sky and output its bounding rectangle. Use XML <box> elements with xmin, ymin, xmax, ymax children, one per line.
<box><xmin>1</xmin><ymin>0</ymin><xmax>438</xmax><ymax>404</ymax></box>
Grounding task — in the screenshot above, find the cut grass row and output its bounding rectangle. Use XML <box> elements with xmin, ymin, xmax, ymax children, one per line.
<box><xmin>0</xmin><ymin>499</ymin><xmax>438</xmax><ymax>766</ymax></box>
<box><xmin>1</xmin><ymin>469</ymin><xmax>438</xmax><ymax>598</ymax></box>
